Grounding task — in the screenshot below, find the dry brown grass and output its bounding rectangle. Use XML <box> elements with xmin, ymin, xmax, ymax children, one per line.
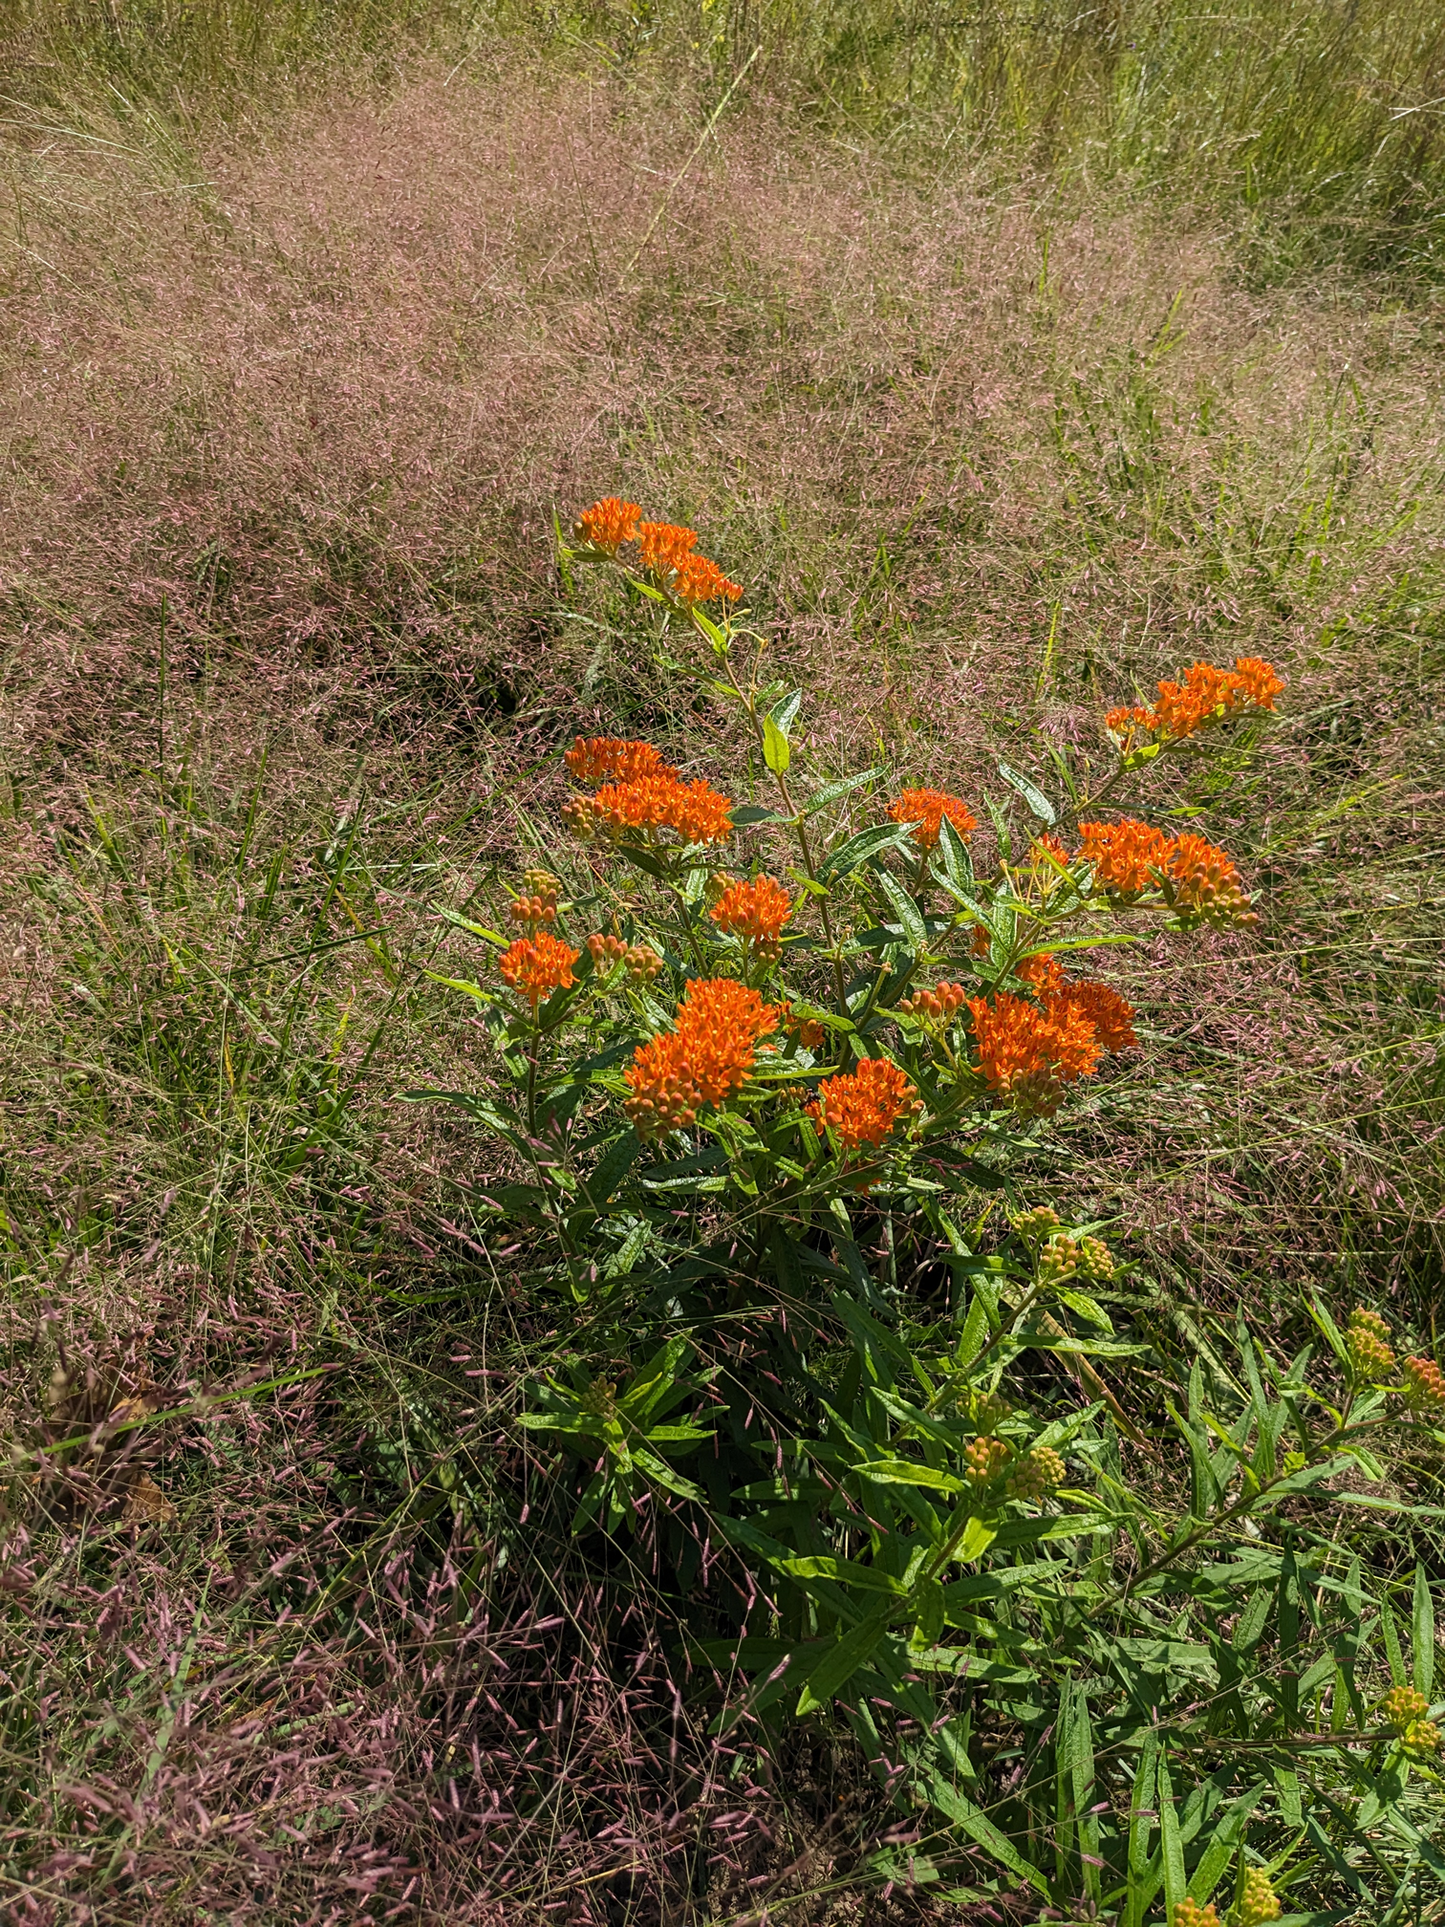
<box><xmin>3</xmin><ymin>67</ymin><xmax>1439</xmax><ymax>754</ymax></box>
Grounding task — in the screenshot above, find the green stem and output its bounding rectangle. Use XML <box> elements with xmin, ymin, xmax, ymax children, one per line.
<box><xmin>741</xmin><ymin>683</ymin><xmax>851</xmax><ymax>1019</ymax></box>
<box><xmin>935</xmin><ymin>1281</ymin><xmax>1044</xmax><ymax>1400</ymax></box>
<box><xmin>673</xmin><ymin>888</ymin><xmax>709</xmax><ymax>976</ymax></box>
<box><xmin>1093</xmin><ymin>1409</ymin><xmax>1389</xmax><ymax>1615</ymax></box>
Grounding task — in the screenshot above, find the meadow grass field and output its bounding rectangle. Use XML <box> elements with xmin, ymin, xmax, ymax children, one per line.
<box><xmin>1</xmin><ymin>3</ymin><xmax>1443</xmax><ymax>1922</ymax></box>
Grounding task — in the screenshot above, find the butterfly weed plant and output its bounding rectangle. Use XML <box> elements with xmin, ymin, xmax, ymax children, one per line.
<box><xmin>420</xmin><ymin>501</ymin><xmax>1445</xmax><ymax>1922</ymax></box>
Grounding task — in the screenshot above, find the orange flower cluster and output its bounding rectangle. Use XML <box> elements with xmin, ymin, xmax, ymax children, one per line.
<box><xmin>585</xmin><ymin>772</ymin><xmax>733</xmax><ymax>845</ymax></box>
<box><xmin>637</xmin><ymin>520</ymin><xmax>742</xmax><ymax>606</ymax></box>
<box><xmin>968</xmin><ymin>974</ymin><xmax>1137</xmax><ymax>1115</ymax></box>
<box><xmin>638</xmin><ymin>520</ymin><xmax>698</xmax><ymax>574</ymax></box>
<box><xmin>779</xmin><ymin>1001</ymin><xmax>826</xmax><ymax>1051</ymax></box>
<box><xmin>1105</xmin><ymin>704</ymin><xmax>1157</xmax><ymax>739</ymax></box>
<box><xmin>563</xmin><ymin>739</ymin><xmax>734</xmax><ymax>848</ymax></box>
<box><xmin>887</xmin><ymin>787</ymin><xmax>978</xmax><ymax>851</ymax></box>
<box><xmin>1016</xmin><ymin>959</ymin><xmax>1135</xmax><ymax>1045</ymax></box>
<box><xmin>1016</xmin><ymin>953</ymin><xmax>1065</xmax><ymax>997</ymax></box>
<box><xmin>1076</xmin><ymin>819</ymin><xmax>1256</xmax><ymax>925</ymax></box>
<box><xmin>564</xmin><ymin>737</ymin><xmax>668</xmax><ymax>785</ymax></box>
<box><xmin>624</xmin><ymin>978</ymin><xmax>779</xmax><ymax>1137</ymax></box>
<box><xmin>710</xmin><ymin>874</ymin><xmax>793</xmax><ymax>954</ymax></box>
<box><xmin>1059</xmin><ymin>980</ymin><xmax>1137</xmax><ymax>1052</ymax></box>
<box><xmin>499</xmin><ymin>932</ymin><xmax>580</xmax><ymax>1008</ymax></box>
<box><xmin>571</xmin><ymin>501</ymin><xmax>744</xmax><ymax>607</ymax></box>
<box><xmin>574</xmin><ymin>497</ymin><xmax>641</xmax><ymax>554</ymax></box>
<box><xmin>808</xmin><ymin>1056</ymin><xmax>920</xmax><ymax>1152</ymax></box>
<box><xmin>672</xmin><ymin>552</ymin><xmax>743</xmax><ymax>607</ymax></box>
<box><xmin>1078</xmin><ymin>819</ymin><xmax>1174</xmax><ymax>895</ymax></box>
<box><xmin>1165</xmin><ymin>834</ymin><xmax>1259</xmax><ymax>928</ymax></box>
<box><xmin>969</xmin><ymin>990</ymin><xmax>1100</xmax><ymax>1115</ymax></box>
<box><xmin>896</xmin><ymin>981</ymin><xmax>967</xmax><ymax>1021</ymax></box>
<box><xmin>1107</xmin><ymin>657</ymin><xmax>1285</xmax><ymax>744</ymax></box>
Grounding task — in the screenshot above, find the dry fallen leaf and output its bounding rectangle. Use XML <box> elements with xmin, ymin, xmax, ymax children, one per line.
<box><xmin>121</xmin><ymin>1475</ymin><xmax>178</xmax><ymax>1528</ymax></box>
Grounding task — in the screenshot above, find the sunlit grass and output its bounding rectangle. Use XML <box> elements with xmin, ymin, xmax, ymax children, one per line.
<box><xmin>0</xmin><ymin>4</ymin><xmax>1441</xmax><ymax>1918</ymax></box>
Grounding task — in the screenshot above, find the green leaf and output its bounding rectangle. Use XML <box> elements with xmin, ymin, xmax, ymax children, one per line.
<box><xmin>1381</xmin><ymin>1596</ymin><xmax>1408</xmax><ymax>1689</ymax></box>
<box><xmin>1056</xmin><ymin>1288</ymin><xmax>1112</xmax><ymax>1330</ymax></box>
<box><xmin>581</xmin><ymin>1130</ymin><xmax>641</xmax><ymax>1208</ymax></box>
<box><xmin>1271</xmin><ymin>1764</ymin><xmax>1302</xmax><ymax>1826</ymax></box>
<box><xmin>954</xmin><ymin>1515</ymin><xmax>998</xmax><ymax>1564</ymax></box>
<box><xmin>691</xmin><ymin>602</ymin><xmax>728</xmax><ymax>646</ymax></box>
<box><xmin>769</xmin><ymin>689</ymin><xmax>804</xmax><ymax>737</ymax></box>
<box><xmin>763</xmin><ymin>713</ymin><xmax>791</xmax><ymax>775</ymax></box>
<box><xmin>1186</xmin><ymin>1783</ymin><xmax>1266</xmax><ymax>1904</ymax></box>
<box><xmin>909</xmin><ymin>1576</ymin><xmax>946</xmax><ymax>1648</ymax></box>
<box><xmin>855</xmin><ymin>1458</ymin><xmax>966</xmax><ymax>1494</ymax></box>
<box><xmin>955</xmin><ymin>1292</ymin><xmax>989</xmax><ymax>1371</ymax></box>
<box><xmin>431</xmin><ymin>905</ymin><xmax>509</xmax><ymax>947</ymax></box>
<box><xmin>1122</xmin><ymin>1728</ymin><xmax>1159</xmax><ymax>1927</ymax></box>
<box><xmin>618</xmin><ymin>1337</ymin><xmax>692</xmax><ymax>1420</ymax></box>
<box><xmin>1167</xmin><ymin>1399</ymin><xmax>1220</xmax><ymax>1520</ymax></box>
<box><xmin>1412</xmin><ymin>1561</ymin><xmax>1435</xmax><ymax>1699</ymax></box>
<box><xmin>775</xmin><ymin>1556</ymin><xmax>907</xmax><ymax>1595</ymax></box>
<box><xmin>1305</xmin><ymin>1292</ymin><xmax>1349</xmax><ymax>1367</ymax></box>
<box><xmin>730</xmin><ymin>803</ymin><xmax>792</xmax><ymax>826</ymax></box>
<box><xmin>1063</xmin><ymin>1681</ymin><xmax>1100</xmax><ymax>1905</ymax></box>
<box><xmin>875</xmin><ymin>870</ymin><xmax>927</xmax><ymax>953</ymax></box>
<box><xmin>423</xmin><ymin>971</ymin><xmax>495</xmax><ymax>1002</ymax></box>
<box><xmin>981</xmin><ymin>790</ymin><xmax>1013</xmax><ymax>859</ymax></box>
<box><xmin>935</xmin><ymin>813</ymin><xmax>975</xmax><ymax>892</ymax></box>
<box><xmin>404</xmin><ymin>1088</ymin><xmax>527</xmax><ymax>1147</ymax></box>
<box><xmin>997</xmin><ymin>761</ymin><xmax>1056</xmax><ymax>825</ymax></box>
<box><xmin>1042</xmin><ymin>738</ymin><xmax>1080</xmax><ymax>803</ymax></box>
<box><xmin>920</xmin><ymin>1772</ymin><xmax>1048</xmax><ymax>1895</ymax></box>
<box><xmin>803</xmin><ymin>766</ymin><xmax>887</xmax><ymax>816</ymax></box>
<box><xmin>796</xmin><ymin>1602</ymin><xmax>893</xmax><ymax>1714</ymax></box>
<box><xmin>819</xmin><ymin>822</ymin><xmax>914</xmax><ymax>882</ymax></box>
<box><xmin>1018</xmin><ymin>1335</ymin><xmax>1146</xmax><ymax>1358</ymax></box>
<box><xmin>1233</xmin><ymin>1585</ymin><xmax>1272</xmax><ymax>1653</ymax></box>
<box><xmin>1158</xmin><ymin>1751</ymin><xmax>1185</xmax><ymax>1916</ymax></box>
<box><xmin>616</xmin><ymin>842</ymin><xmax>672</xmax><ymax>878</ymax></box>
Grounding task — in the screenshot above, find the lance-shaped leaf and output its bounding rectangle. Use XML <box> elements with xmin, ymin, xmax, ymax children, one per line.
<box><xmin>874</xmin><ymin>869</ymin><xmax>928</xmax><ymax>954</ymax></box>
<box><xmin>795</xmin><ymin>1601</ymin><xmax>895</xmax><ymax>1714</ymax></box>
<box><xmin>997</xmin><ymin>760</ymin><xmax>1056</xmax><ymax>825</ymax></box>
<box><xmin>819</xmin><ymin>822</ymin><xmax>915</xmax><ymax>882</ymax></box>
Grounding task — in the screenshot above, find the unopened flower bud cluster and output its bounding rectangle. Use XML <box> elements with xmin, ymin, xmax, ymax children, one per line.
<box><xmin>1038</xmin><ymin>1231</ymin><xmax>1114</xmax><ymax>1288</ymax></box>
<box><xmin>1005</xmin><ymin>1444</ymin><xmax>1066</xmax><ymax>1500</ymax></box>
<box><xmin>1380</xmin><ymin>1685</ymin><xmax>1440</xmax><ymax>1752</ymax></box>
<box><xmin>1170</xmin><ymin>1896</ymin><xmax>1220</xmax><ymax>1927</ymax></box>
<box><xmin>1238</xmin><ymin>1870</ymin><xmax>1283</xmax><ymax>1926</ymax></box>
<box><xmin>1347</xmin><ymin>1306</ymin><xmax>1395</xmax><ymax>1379</ymax></box>
<box><xmin>964</xmin><ymin>1436</ymin><xmax>1011</xmax><ymax>1487</ymax></box>
<box><xmin>1343</xmin><ymin>1309</ymin><xmax>1445</xmax><ymax>1413</ymax></box>
<box><xmin>586</xmin><ymin>932</ymin><xmax>664</xmax><ymax>983</ymax></box>
<box><xmin>896</xmin><ymin>981</ymin><xmax>967</xmax><ymax>1022</ymax></box>
<box><xmin>509</xmin><ymin>869</ymin><xmax>562</xmax><ymax>926</ymax></box>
